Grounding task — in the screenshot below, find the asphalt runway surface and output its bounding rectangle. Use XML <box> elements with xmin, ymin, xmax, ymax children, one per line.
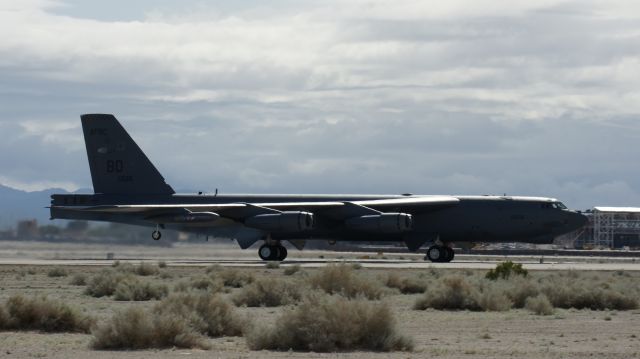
<box><xmin>2</xmin><ymin>256</ymin><xmax>640</xmax><ymax>271</ymax></box>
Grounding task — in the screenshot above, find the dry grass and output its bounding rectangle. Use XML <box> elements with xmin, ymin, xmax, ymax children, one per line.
<box><xmin>91</xmin><ymin>307</ymin><xmax>209</xmax><ymax>350</ymax></box>
<box><xmin>85</xmin><ymin>270</ymin><xmax>129</xmax><ymax>297</ymax></box>
<box><xmin>1</xmin><ymin>295</ymin><xmax>92</xmax><ymax>333</ymax></box>
<box><xmin>414</xmin><ymin>271</ymin><xmax>640</xmax><ymax>312</ymax></box>
<box><xmin>153</xmin><ymin>292</ymin><xmax>244</xmax><ymax>337</ymax></box>
<box><xmin>233</xmin><ymin>277</ymin><xmax>303</xmax><ymax>307</ymax></box>
<box><xmin>414</xmin><ymin>276</ymin><xmax>481</xmax><ymax>311</ymax></box>
<box><xmin>47</xmin><ymin>267</ymin><xmax>68</xmax><ymax>277</ymax></box>
<box><xmin>384</xmin><ymin>273</ymin><xmax>427</xmax><ymax>294</ymax></box>
<box><xmin>207</xmin><ymin>267</ymin><xmax>255</xmax><ymax>288</ymax></box>
<box><xmin>265</xmin><ymin>262</ymin><xmax>280</xmax><ymax>269</ymax></box>
<box><xmin>174</xmin><ymin>276</ymin><xmax>224</xmax><ymax>293</ymax></box>
<box><xmin>308</xmin><ymin>264</ymin><xmax>384</xmax><ymax>299</ymax></box>
<box><xmin>283</xmin><ymin>264</ymin><xmax>302</xmax><ymax>276</ymax></box>
<box><xmin>525</xmin><ymin>294</ymin><xmax>554</xmax><ymax>315</ymax></box>
<box><xmin>113</xmin><ymin>277</ymin><xmax>168</xmax><ymax>301</ymax></box>
<box><xmin>246</xmin><ymin>293</ymin><xmax>413</xmax><ymax>352</ymax></box>
<box><xmin>69</xmin><ymin>273</ymin><xmax>87</xmax><ymax>286</ymax></box>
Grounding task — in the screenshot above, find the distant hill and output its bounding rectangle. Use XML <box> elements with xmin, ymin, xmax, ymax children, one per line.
<box><xmin>0</xmin><ymin>185</ymin><xmax>76</xmax><ymax>228</ymax></box>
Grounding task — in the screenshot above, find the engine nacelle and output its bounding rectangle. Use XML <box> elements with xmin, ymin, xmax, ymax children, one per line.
<box><xmin>245</xmin><ymin>211</ymin><xmax>314</xmax><ymax>232</ymax></box>
<box><xmin>147</xmin><ymin>211</ymin><xmax>220</xmax><ymax>224</ymax></box>
<box><xmin>345</xmin><ymin>213</ymin><xmax>413</xmax><ymax>233</ymax></box>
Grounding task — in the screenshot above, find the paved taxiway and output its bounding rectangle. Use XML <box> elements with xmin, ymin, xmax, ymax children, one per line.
<box><xmin>1</xmin><ymin>257</ymin><xmax>640</xmax><ymax>271</ymax></box>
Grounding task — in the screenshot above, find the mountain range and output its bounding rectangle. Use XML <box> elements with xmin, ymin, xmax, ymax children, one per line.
<box><xmin>0</xmin><ymin>184</ymin><xmax>74</xmax><ymax>228</ymax></box>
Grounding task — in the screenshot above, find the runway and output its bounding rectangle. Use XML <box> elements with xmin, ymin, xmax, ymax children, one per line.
<box><xmin>1</xmin><ymin>257</ymin><xmax>640</xmax><ymax>271</ymax></box>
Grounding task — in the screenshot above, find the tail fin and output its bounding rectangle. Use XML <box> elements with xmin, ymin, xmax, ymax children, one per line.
<box><xmin>81</xmin><ymin>114</ymin><xmax>175</xmax><ymax>195</ymax></box>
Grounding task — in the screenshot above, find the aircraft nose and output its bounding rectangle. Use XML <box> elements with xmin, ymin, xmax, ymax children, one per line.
<box><xmin>564</xmin><ymin>211</ymin><xmax>588</xmax><ymax>231</ymax></box>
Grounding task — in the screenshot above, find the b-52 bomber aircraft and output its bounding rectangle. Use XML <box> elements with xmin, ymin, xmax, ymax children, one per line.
<box><xmin>50</xmin><ymin>114</ymin><xmax>588</xmax><ymax>262</ymax></box>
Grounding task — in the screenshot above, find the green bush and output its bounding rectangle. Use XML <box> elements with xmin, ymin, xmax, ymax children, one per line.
<box><xmin>246</xmin><ymin>293</ymin><xmax>413</xmax><ymax>352</ymax></box>
<box><xmin>486</xmin><ymin>261</ymin><xmax>528</xmax><ymax>280</ymax></box>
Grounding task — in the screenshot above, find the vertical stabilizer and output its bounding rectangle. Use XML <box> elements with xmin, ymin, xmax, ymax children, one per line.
<box><xmin>81</xmin><ymin>114</ymin><xmax>175</xmax><ymax>195</ymax></box>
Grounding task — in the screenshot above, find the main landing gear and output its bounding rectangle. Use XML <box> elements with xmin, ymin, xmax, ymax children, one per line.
<box><xmin>425</xmin><ymin>245</ymin><xmax>454</xmax><ymax>263</ymax></box>
<box><xmin>152</xmin><ymin>224</ymin><xmax>162</xmax><ymax>240</ymax></box>
<box><xmin>258</xmin><ymin>244</ymin><xmax>288</xmax><ymax>261</ymax></box>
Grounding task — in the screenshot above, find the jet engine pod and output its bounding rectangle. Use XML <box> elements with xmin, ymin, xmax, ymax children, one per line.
<box><xmin>245</xmin><ymin>211</ymin><xmax>314</xmax><ymax>232</ymax></box>
<box><xmin>345</xmin><ymin>213</ymin><xmax>413</xmax><ymax>233</ymax></box>
<box><xmin>147</xmin><ymin>211</ymin><xmax>220</xmax><ymax>224</ymax></box>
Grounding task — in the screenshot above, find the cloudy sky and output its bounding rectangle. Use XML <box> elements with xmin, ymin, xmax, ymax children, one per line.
<box><xmin>1</xmin><ymin>0</ymin><xmax>640</xmax><ymax>209</ymax></box>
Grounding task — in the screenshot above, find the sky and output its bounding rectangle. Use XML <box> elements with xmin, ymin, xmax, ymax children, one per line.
<box><xmin>1</xmin><ymin>0</ymin><xmax>640</xmax><ymax>210</ymax></box>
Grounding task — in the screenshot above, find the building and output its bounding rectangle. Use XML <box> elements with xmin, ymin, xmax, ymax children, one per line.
<box><xmin>573</xmin><ymin>207</ymin><xmax>640</xmax><ymax>249</ymax></box>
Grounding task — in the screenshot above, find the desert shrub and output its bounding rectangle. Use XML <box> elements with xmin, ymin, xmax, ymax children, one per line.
<box><xmin>215</xmin><ymin>269</ymin><xmax>255</xmax><ymax>288</ymax></box>
<box><xmin>154</xmin><ymin>292</ymin><xmax>243</xmax><ymax>337</ymax></box>
<box><xmin>384</xmin><ymin>273</ymin><xmax>427</xmax><ymax>294</ymax></box>
<box><xmin>246</xmin><ymin>293</ymin><xmax>413</xmax><ymax>352</ymax></box>
<box><xmin>0</xmin><ymin>305</ymin><xmax>8</xmax><ymax>329</ymax></box>
<box><xmin>540</xmin><ymin>275</ymin><xmax>638</xmax><ymax>310</ymax></box>
<box><xmin>111</xmin><ymin>260</ymin><xmax>120</xmax><ymax>267</ymax></box>
<box><xmin>47</xmin><ymin>267</ymin><xmax>68</xmax><ymax>277</ymax></box>
<box><xmin>3</xmin><ymin>295</ymin><xmax>92</xmax><ymax>333</ymax></box>
<box><xmin>85</xmin><ymin>270</ymin><xmax>129</xmax><ymax>297</ymax></box>
<box><xmin>476</xmin><ymin>286</ymin><xmax>513</xmax><ymax>312</ymax></box>
<box><xmin>308</xmin><ymin>264</ymin><xmax>383</xmax><ymax>299</ymax></box>
<box><xmin>486</xmin><ymin>261</ymin><xmax>528</xmax><ymax>280</ymax></box>
<box><xmin>158</xmin><ymin>260</ymin><xmax>167</xmax><ymax>268</ymax></box>
<box><xmin>351</xmin><ymin>263</ymin><xmax>363</xmax><ymax>270</ymax></box>
<box><xmin>266</xmin><ymin>262</ymin><xmax>280</xmax><ymax>269</ymax></box>
<box><xmin>525</xmin><ymin>294</ymin><xmax>554</xmax><ymax>315</ymax></box>
<box><xmin>233</xmin><ymin>278</ymin><xmax>303</xmax><ymax>307</ymax></box>
<box><xmin>414</xmin><ymin>276</ymin><xmax>480</xmax><ymax>311</ymax></box>
<box><xmin>283</xmin><ymin>264</ymin><xmax>301</xmax><ymax>276</ymax></box>
<box><xmin>175</xmin><ymin>276</ymin><xmax>224</xmax><ymax>293</ymax></box>
<box><xmin>69</xmin><ymin>273</ymin><xmax>87</xmax><ymax>286</ymax></box>
<box><xmin>134</xmin><ymin>262</ymin><xmax>159</xmax><ymax>276</ymax></box>
<box><xmin>113</xmin><ymin>277</ymin><xmax>168</xmax><ymax>301</ymax></box>
<box><xmin>506</xmin><ymin>277</ymin><xmax>540</xmax><ymax>308</ymax></box>
<box><xmin>91</xmin><ymin>307</ymin><xmax>209</xmax><ymax>350</ymax></box>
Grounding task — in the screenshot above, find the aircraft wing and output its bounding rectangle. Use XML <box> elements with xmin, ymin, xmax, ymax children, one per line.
<box><xmin>54</xmin><ymin>195</ymin><xmax>458</xmax><ymax>218</ymax></box>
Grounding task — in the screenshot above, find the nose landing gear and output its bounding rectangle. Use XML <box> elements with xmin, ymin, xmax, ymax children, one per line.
<box><xmin>425</xmin><ymin>244</ymin><xmax>454</xmax><ymax>263</ymax></box>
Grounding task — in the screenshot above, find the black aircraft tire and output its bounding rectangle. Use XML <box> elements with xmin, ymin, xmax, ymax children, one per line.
<box><xmin>258</xmin><ymin>244</ymin><xmax>272</xmax><ymax>261</ymax></box>
<box><xmin>277</xmin><ymin>246</ymin><xmax>288</xmax><ymax>261</ymax></box>
<box><xmin>426</xmin><ymin>245</ymin><xmax>442</xmax><ymax>262</ymax></box>
<box><xmin>268</xmin><ymin>245</ymin><xmax>281</xmax><ymax>261</ymax></box>
<box><xmin>443</xmin><ymin>247</ymin><xmax>454</xmax><ymax>262</ymax></box>
<box><xmin>152</xmin><ymin>231</ymin><xmax>161</xmax><ymax>241</ymax></box>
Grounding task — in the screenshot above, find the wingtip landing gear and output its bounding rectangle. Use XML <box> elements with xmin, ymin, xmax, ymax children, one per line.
<box><xmin>152</xmin><ymin>230</ymin><xmax>162</xmax><ymax>240</ymax></box>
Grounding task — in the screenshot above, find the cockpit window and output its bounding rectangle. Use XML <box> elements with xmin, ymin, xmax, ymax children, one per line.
<box><xmin>541</xmin><ymin>202</ymin><xmax>568</xmax><ymax>209</ymax></box>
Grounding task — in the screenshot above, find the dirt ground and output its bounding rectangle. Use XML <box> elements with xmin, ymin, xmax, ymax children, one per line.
<box><xmin>0</xmin><ymin>243</ymin><xmax>639</xmax><ymax>358</ymax></box>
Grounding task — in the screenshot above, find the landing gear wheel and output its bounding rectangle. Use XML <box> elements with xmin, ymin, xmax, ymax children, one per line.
<box><xmin>426</xmin><ymin>245</ymin><xmax>455</xmax><ymax>263</ymax></box>
<box><xmin>277</xmin><ymin>246</ymin><xmax>288</xmax><ymax>261</ymax></box>
<box><xmin>258</xmin><ymin>244</ymin><xmax>274</xmax><ymax>261</ymax></box>
<box><xmin>445</xmin><ymin>247</ymin><xmax>455</xmax><ymax>262</ymax></box>
<box><xmin>426</xmin><ymin>245</ymin><xmax>443</xmax><ymax>262</ymax></box>
<box><xmin>152</xmin><ymin>230</ymin><xmax>162</xmax><ymax>241</ymax></box>
<box><xmin>258</xmin><ymin>244</ymin><xmax>287</xmax><ymax>261</ymax></box>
